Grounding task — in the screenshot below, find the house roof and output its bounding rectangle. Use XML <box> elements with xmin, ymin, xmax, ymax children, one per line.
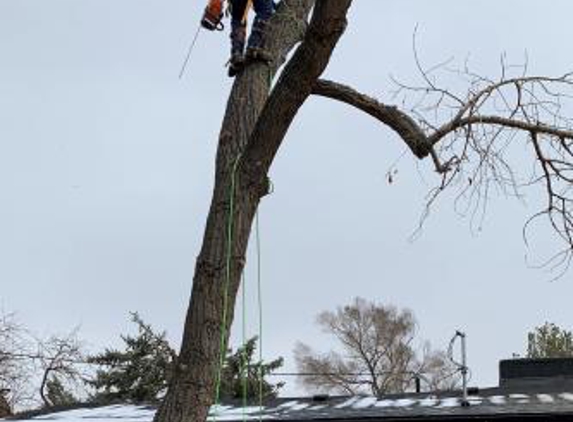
<box><xmin>214</xmin><ymin>389</ymin><xmax>573</xmax><ymax>421</ymax></box>
<box><xmin>9</xmin><ymin>357</ymin><xmax>573</xmax><ymax>422</ymax></box>
<box><xmin>6</xmin><ymin>388</ymin><xmax>573</xmax><ymax>422</ymax></box>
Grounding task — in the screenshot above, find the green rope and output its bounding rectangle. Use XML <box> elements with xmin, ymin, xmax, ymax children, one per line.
<box><xmin>210</xmin><ymin>161</ymin><xmax>268</xmax><ymax>422</ymax></box>
<box><xmin>256</xmin><ymin>210</ymin><xmax>264</xmax><ymax>421</ymax></box>
<box><xmin>241</xmin><ymin>271</ymin><xmax>248</xmax><ymax>422</ymax></box>
<box><xmin>213</xmin><ymin>154</ymin><xmax>242</xmax><ymax>420</ymax></box>
<box><xmin>240</xmin><ymin>210</ymin><xmax>264</xmax><ymax>422</ymax></box>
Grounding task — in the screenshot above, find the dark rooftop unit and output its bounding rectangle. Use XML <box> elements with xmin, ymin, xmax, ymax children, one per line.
<box><xmin>500</xmin><ymin>357</ymin><xmax>573</xmax><ymax>391</ymax></box>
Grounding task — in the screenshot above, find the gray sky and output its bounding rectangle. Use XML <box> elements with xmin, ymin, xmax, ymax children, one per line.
<box><xmin>1</xmin><ymin>0</ymin><xmax>573</xmax><ymax>396</ymax></box>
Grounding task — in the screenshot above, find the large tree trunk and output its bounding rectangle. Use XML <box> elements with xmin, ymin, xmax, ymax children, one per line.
<box><xmin>153</xmin><ymin>1</ymin><xmax>352</xmax><ymax>421</ymax></box>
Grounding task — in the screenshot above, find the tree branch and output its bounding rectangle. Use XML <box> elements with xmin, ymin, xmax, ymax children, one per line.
<box><xmin>312</xmin><ymin>79</ymin><xmax>432</xmax><ymax>159</ymax></box>
<box><xmin>428</xmin><ymin>115</ymin><xmax>573</xmax><ymax>146</ymax></box>
<box><xmin>393</xmin><ymin>62</ymin><xmax>573</xmax><ymax>272</ymax></box>
<box><xmin>310</xmin><ymin>79</ymin><xmax>573</xmax><ymax>163</ymax></box>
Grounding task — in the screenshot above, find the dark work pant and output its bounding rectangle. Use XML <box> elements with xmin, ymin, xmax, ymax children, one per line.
<box><xmin>230</xmin><ymin>0</ymin><xmax>274</xmax><ymax>27</ymax></box>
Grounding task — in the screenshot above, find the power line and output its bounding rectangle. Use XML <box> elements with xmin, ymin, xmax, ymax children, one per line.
<box><xmin>0</xmin><ymin>353</ymin><xmax>461</xmax><ymax>386</ymax></box>
<box><xmin>267</xmin><ymin>371</ymin><xmax>449</xmax><ymax>378</ymax></box>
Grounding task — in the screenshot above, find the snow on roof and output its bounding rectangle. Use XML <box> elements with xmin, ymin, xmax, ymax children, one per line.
<box><xmin>4</xmin><ymin>391</ymin><xmax>573</xmax><ymax>422</ymax></box>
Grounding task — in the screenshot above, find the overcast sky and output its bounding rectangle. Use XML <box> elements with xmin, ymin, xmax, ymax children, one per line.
<box><xmin>1</xmin><ymin>0</ymin><xmax>573</xmax><ymax>397</ymax></box>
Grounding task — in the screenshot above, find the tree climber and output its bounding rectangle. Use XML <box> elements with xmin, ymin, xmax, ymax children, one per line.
<box><xmin>228</xmin><ymin>0</ymin><xmax>275</xmax><ymax>77</ymax></box>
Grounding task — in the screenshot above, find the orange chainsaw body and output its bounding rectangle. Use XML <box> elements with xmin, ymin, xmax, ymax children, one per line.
<box><xmin>201</xmin><ymin>0</ymin><xmax>225</xmax><ymax>31</ymax></box>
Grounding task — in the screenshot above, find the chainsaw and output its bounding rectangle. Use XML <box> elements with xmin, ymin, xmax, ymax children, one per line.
<box><xmin>201</xmin><ymin>0</ymin><xmax>225</xmax><ymax>31</ymax></box>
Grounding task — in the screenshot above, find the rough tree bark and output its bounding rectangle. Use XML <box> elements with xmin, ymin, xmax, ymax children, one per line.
<box><xmin>153</xmin><ymin>1</ymin><xmax>353</xmax><ymax>421</ymax></box>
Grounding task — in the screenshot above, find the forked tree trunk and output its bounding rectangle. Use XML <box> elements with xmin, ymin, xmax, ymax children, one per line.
<box><xmin>153</xmin><ymin>1</ymin><xmax>352</xmax><ymax>421</ymax></box>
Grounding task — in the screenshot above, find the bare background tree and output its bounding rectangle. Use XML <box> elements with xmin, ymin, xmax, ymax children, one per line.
<box><xmin>527</xmin><ymin>322</ymin><xmax>573</xmax><ymax>358</ymax></box>
<box><xmin>0</xmin><ymin>311</ymin><xmax>87</xmax><ymax>411</ymax></box>
<box><xmin>0</xmin><ymin>312</ymin><xmax>34</xmax><ymax>411</ymax></box>
<box><xmin>294</xmin><ymin>298</ymin><xmax>458</xmax><ymax>395</ymax></box>
<box><xmin>36</xmin><ymin>329</ymin><xmax>83</xmax><ymax>408</ymax></box>
<box><xmin>420</xmin><ymin>349</ymin><xmax>460</xmax><ymax>393</ymax></box>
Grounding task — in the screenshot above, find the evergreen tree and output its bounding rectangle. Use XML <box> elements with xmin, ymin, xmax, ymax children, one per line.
<box><xmin>45</xmin><ymin>376</ymin><xmax>77</xmax><ymax>407</ymax></box>
<box><xmin>87</xmin><ymin>314</ymin><xmax>283</xmax><ymax>404</ymax></box>
<box><xmin>87</xmin><ymin>313</ymin><xmax>176</xmax><ymax>404</ymax></box>
<box><xmin>527</xmin><ymin>322</ymin><xmax>573</xmax><ymax>358</ymax></box>
<box><xmin>219</xmin><ymin>336</ymin><xmax>284</xmax><ymax>401</ymax></box>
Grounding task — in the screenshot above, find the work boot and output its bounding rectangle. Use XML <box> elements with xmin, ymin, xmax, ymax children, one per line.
<box><xmin>246</xmin><ymin>18</ymin><xmax>272</xmax><ymax>63</ymax></box>
<box><xmin>228</xmin><ymin>22</ymin><xmax>246</xmax><ymax>77</ymax></box>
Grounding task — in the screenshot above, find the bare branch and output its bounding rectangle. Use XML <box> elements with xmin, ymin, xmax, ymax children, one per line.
<box><xmin>391</xmin><ymin>53</ymin><xmax>573</xmax><ymax>272</ymax></box>
<box><xmin>304</xmin><ymin>61</ymin><xmax>573</xmax><ymax>273</ymax></box>
<box><xmin>36</xmin><ymin>329</ymin><xmax>84</xmax><ymax>407</ymax></box>
<box><xmin>428</xmin><ymin>110</ymin><xmax>573</xmax><ymax>146</ymax></box>
<box><xmin>311</xmin><ymin>79</ymin><xmax>431</xmax><ymax>159</ymax></box>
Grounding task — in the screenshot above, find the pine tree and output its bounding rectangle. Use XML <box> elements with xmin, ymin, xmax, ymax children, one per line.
<box><xmin>527</xmin><ymin>322</ymin><xmax>573</xmax><ymax>358</ymax></box>
<box><xmin>87</xmin><ymin>314</ymin><xmax>283</xmax><ymax>404</ymax></box>
<box><xmin>219</xmin><ymin>336</ymin><xmax>284</xmax><ymax>402</ymax></box>
<box><xmin>87</xmin><ymin>313</ymin><xmax>176</xmax><ymax>404</ymax></box>
<box><xmin>45</xmin><ymin>376</ymin><xmax>77</xmax><ymax>407</ymax></box>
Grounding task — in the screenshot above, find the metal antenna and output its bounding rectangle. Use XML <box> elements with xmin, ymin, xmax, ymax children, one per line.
<box><xmin>449</xmin><ymin>330</ymin><xmax>470</xmax><ymax>407</ymax></box>
<box><xmin>458</xmin><ymin>331</ymin><xmax>469</xmax><ymax>407</ymax></box>
<box><xmin>179</xmin><ymin>25</ymin><xmax>202</xmax><ymax>79</ymax></box>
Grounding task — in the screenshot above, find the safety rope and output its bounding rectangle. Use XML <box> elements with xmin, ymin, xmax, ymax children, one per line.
<box><xmin>241</xmin><ymin>205</ymin><xmax>265</xmax><ymax>422</ymax></box>
<box><xmin>255</xmin><ymin>210</ymin><xmax>264</xmax><ymax>421</ymax></box>
<box><xmin>212</xmin><ymin>153</ymin><xmax>266</xmax><ymax>422</ymax></box>
<box><xmin>241</xmin><ymin>270</ymin><xmax>248</xmax><ymax>422</ymax></box>
<box><xmin>213</xmin><ymin>154</ymin><xmax>242</xmax><ymax>421</ymax></box>
<box><xmin>212</xmin><ymin>0</ymin><xmax>279</xmax><ymax>410</ymax></box>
